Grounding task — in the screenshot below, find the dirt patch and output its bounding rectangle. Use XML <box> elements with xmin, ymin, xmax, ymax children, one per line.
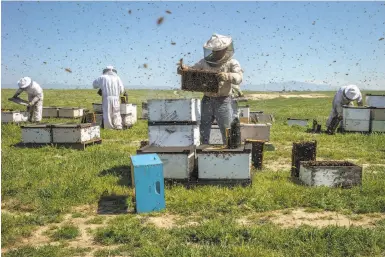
<box><xmin>238</xmin><ymin>208</ymin><xmax>385</xmax><ymax>228</ymax></box>
<box><xmin>143</xmin><ymin>214</ymin><xmax>201</xmax><ymax>229</ymax></box>
<box><xmin>246</xmin><ymin>93</ymin><xmax>328</xmax><ymax>101</ymax></box>
<box><xmin>264</xmin><ymin>158</ymin><xmax>291</xmax><ymax>172</ymax></box>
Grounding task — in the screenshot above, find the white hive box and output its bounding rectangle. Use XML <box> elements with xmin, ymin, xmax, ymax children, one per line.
<box><xmin>366</xmin><ymin>94</ymin><xmax>385</xmax><ymax>108</ymax></box>
<box><xmin>21</xmin><ymin>124</ymin><xmax>52</xmax><ymax>143</ymax></box>
<box><xmin>209</xmin><ymin>125</ymin><xmax>223</xmax><ymax>144</ymax></box>
<box><xmin>120</xmin><ymin>103</ymin><xmax>134</xmax><ymax>115</ymax></box>
<box><xmin>342</xmin><ymin>106</ymin><xmax>370</xmax><ymax>132</ymax></box>
<box><xmin>241</xmin><ymin>123</ymin><xmax>271</xmax><ymax>142</ymax></box>
<box><xmin>92</xmin><ymin>103</ymin><xmax>103</xmax><ymax>113</ymax></box>
<box><xmin>58</xmin><ymin>107</ymin><xmax>84</xmax><ymax>118</ymax></box>
<box><xmin>371</xmin><ymin>108</ymin><xmax>385</xmax><ymax>132</ymax></box>
<box><xmin>299</xmin><ymin>161</ymin><xmax>362</xmax><ymax>188</ymax></box>
<box><xmin>51</xmin><ymin>123</ymin><xmax>100</xmax><ymax>143</ymax></box>
<box><xmin>196</xmin><ymin>144</ymin><xmax>252</xmax><ymax>179</ymax></box>
<box><xmin>287</xmin><ymin>118</ymin><xmax>309</xmax><ymax>127</ymax></box>
<box><xmin>42</xmin><ymin>107</ymin><xmax>60</xmax><ymax>118</ymax></box>
<box><xmin>147</xmin><ymin>99</ymin><xmax>201</xmax><ymax>122</ymax></box>
<box><xmin>2</xmin><ymin>110</ymin><xmax>28</xmax><ymax>123</ymax></box>
<box><xmin>148</xmin><ymin>122</ymin><xmax>200</xmax><ymax>147</ymax></box>
<box><xmin>136</xmin><ymin>146</ymin><xmax>195</xmax><ymax>180</ymax></box>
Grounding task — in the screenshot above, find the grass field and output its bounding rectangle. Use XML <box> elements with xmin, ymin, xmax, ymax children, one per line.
<box><xmin>1</xmin><ymin>89</ymin><xmax>385</xmax><ymax>257</ymax></box>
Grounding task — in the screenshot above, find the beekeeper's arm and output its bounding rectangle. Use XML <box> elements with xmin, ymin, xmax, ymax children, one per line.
<box><xmin>118</xmin><ymin>77</ymin><xmax>127</xmax><ymax>96</ymax></box>
<box><xmin>218</xmin><ymin>60</ymin><xmax>243</xmax><ymax>85</ymax></box>
<box><xmin>93</xmin><ymin>77</ymin><xmax>103</xmax><ymax>95</ymax></box>
<box><xmin>13</xmin><ymin>88</ymin><xmax>24</xmax><ymax>98</ymax></box>
<box><xmin>356</xmin><ymin>94</ymin><xmax>363</xmax><ymax>106</ymax></box>
<box><xmin>177</xmin><ymin>59</ymin><xmax>205</xmax><ymax>75</ymax></box>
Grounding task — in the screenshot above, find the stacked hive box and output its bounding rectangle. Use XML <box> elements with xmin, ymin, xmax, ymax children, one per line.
<box><xmin>137</xmin><ymin>99</ymin><xmax>201</xmax><ymax>181</ymax></box>
<box><xmin>92</xmin><ymin>103</ymin><xmax>137</xmax><ymax>128</ymax></box>
<box><xmin>371</xmin><ymin>108</ymin><xmax>385</xmax><ymax>132</ymax></box>
<box><xmin>342</xmin><ymin>106</ymin><xmax>370</xmax><ymax>132</ymax></box>
<box><xmin>1</xmin><ymin>110</ymin><xmax>29</xmax><ymax>123</ymax></box>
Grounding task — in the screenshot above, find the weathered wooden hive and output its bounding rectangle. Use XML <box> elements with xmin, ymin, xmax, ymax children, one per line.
<box><xmin>366</xmin><ymin>94</ymin><xmax>385</xmax><ymax>108</ymax></box>
<box><xmin>51</xmin><ymin>123</ymin><xmax>100</xmax><ymax>143</ymax></box>
<box><xmin>196</xmin><ymin>144</ymin><xmax>252</xmax><ymax>180</ymax></box>
<box><xmin>147</xmin><ymin>99</ymin><xmax>201</xmax><ymax>147</ymax></box>
<box><xmin>291</xmin><ymin>141</ymin><xmax>317</xmax><ymax>178</ymax></box>
<box><xmin>2</xmin><ymin>110</ymin><xmax>28</xmax><ymax>123</ymax></box>
<box><xmin>137</xmin><ymin>146</ymin><xmax>195</xmax><ymax>180</ymax></box>
<box><xmin>370</xmin><ymin>107</ymin><xmax>385</xmax><ymax>132</ymax></box>
<box><xmin>42</xmin><ymin>107</ymin><xmax>60</xmax><ymax>118</ymax></box>
<box><xmin>299</xmin><ymin>161</ymin><xmax>362</xmax><ymax>188</ymax></box>
<box><xmin>342</xmin><ymin>106</ymin><xmax>370</xmax><ymax>132</ymax></box>
<box><xmin>58</xmin><ymin>107</ymin><xmax>84</xmax><ymax>118</ymax></box>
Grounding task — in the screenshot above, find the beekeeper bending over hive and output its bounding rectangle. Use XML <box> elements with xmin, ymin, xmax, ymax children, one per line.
<box><xmin>13</xmin><ymin>77</ymin><xmax>44</xmax><ymax>122</ymax></box>
<box><xmin>93</xmin><ymin>66</ymin><xmax>126</xmax><ymax>129</ymax></box>
<box><xmin>177</xmin><ymin>33</ymin><xmax>243</xmax><ymax>144</ymax></box>
<box><xmin>326</xmin><ymin>84</ymin><xmax>363</xmax><ymax>129</ymax></box>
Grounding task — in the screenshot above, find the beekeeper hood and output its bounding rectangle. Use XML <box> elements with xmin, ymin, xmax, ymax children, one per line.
<box><xmin>343</xmin><ymin>84</ymin><xmax>361</xmax><ymax>101</ymax></box>
<box><xmin>17</xmin><ymin>77</ymin><xmax>32</xmax><ymax>89</ymax></box>
<box><xmin>103</xmin><ymin>65</ymin><xmax>117</xmax><ymax>75</ymax></box>
<box><xmin>203</xmin><ymin>33</ymin><xmax>234</xmax><ymax>66</ymax></box>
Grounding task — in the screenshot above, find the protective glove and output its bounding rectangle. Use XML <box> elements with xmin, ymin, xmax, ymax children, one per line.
<box><xmin>177</xmin><ymin>64</ymin><xmax>189</xmax><ymax>75</ymax></box>
<box><xmin>123</xmin><ymin>91</ymin><xmax>128</xmax><ymax>97</ymax></box>
<box><xmin>218</xmin><ymin>72</ymin><xmax>231</xmax><ymax>82</ymax></box>
<box><xmin>357</xmin><ymin>100</ymin><xmax>364</xmax><ymax>107</ymax></box>
<box><xmin>97</xmin><ymin>89</ymin><xmax>102</xmax><ymax>96</ymax></box>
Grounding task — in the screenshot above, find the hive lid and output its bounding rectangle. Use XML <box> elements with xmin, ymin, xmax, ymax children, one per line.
<box><xmin>342</xmin><ymin>105</ymin><xmax>370</xmax><ymax>109</ymax></box>
<box><xmin>366</xmin><ymin>94</ymin><xmax>385</xmax><ymax>96</ymax></box>
<box><xmin>131</xmin><ymin>154</ymin><xmax>162</xmax><ymax>167</ymax></box>
<box><xmin>51</xmin><ymin>123</ymin><xmax>96</xmax><ymax>128</ymax></box>
<box><xmin>196</xmin><ymin>144</ymin><xmax>252</xmax><ymax>153</ymax></box>
<box><xmin>287</xmin><ymin>118</ymin><xmax>309</xmax><ymax>120</ymax></box>
<box><xmin>148</xmin><ymin>121</ymin><xmax>199</xmax><ymax>126</ymax></box>
<box><xmin>300</xmin><ymin>161</ymin><xmax>357</xmax><ymax>167</ymax></box>
<box><xmin>250</xmin><ymin>111</ymin><xmax>264</xmax><ymax>114</ymax></box>
<box><xmin>137</xmin><ymin>145</ymin><xmax>195</xmax><ymax>154</ymax></box>
<box><xmin>21</xmin><ymin>123</ymin><xmax>51</xmax><ymax>128</ymax></box>
<box><xmin>147</xmin><ymin>98</ymin><xmax>198</xmax><ymax>103</ymax></box>
<box><xmin>60</xmin><ymin>107</ymin><xmax>83</xmax><ymax>110</ymax></box>
<box><xmin>43</xmin><ymin>106</ymin><xmax>60</xmax><ymax>109</ymax></box>
<box><xmin>92</xmin><ymin>103</ymin><xmax>102</xmax><ymax>105</ymax></box>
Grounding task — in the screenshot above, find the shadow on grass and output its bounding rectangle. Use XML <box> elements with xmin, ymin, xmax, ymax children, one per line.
<box><xmin>97</xmin><ymin>195</ymin><xmax>131</xmax><ymax>215</ymax></box>
<box><xmin>98</xmin><ymin>165</ymin><xmax>132</xmax><ymax>187</ymax></box>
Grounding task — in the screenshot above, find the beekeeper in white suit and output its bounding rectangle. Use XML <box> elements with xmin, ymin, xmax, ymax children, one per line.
<box><xmin>13</xmin><ymin>77</ymin><xmax>44</xmax><ymax>122</ymax></box>
<box><xmin>178</xmin><ymin>33</ymin><xmax>243</xmax><ymax>144</ymax></box>
<box><xmin>326</xmin><ymin>84</ymin><xmax>363</xmax><ymax>129</ymax></box>
<box><xmin>93</xmin><ymin>66</ymin><xmax>126</xmax><ymax>129</ymax></box>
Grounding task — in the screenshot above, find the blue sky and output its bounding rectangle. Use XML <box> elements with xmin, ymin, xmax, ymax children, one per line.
<box><xmin>1</xmin><ymin>1</ymin><xmax>385</xmax><ymax>90</ymax></box>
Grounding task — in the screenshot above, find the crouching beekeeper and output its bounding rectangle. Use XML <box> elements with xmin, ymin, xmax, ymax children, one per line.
<box><xmin>13</xmin><ymin>77</ymin><xmax>44</xmax><ymax>122</ymax></box>
<box><xmin>326</xmin><ymin>84</ymin><xmax>363</xmax><ymax>130</ymax></box>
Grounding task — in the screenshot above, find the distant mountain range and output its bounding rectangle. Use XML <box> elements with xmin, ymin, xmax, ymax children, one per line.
<box><xmin>1</xmin><ymin>81</ymin><xmax>338</xmax><ymax>91</ymax></box>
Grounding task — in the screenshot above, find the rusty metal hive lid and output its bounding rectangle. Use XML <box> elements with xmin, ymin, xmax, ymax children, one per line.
<box><xmin>21</xmin><ymin>123</ymin><xmax>52</xmax><ymax>128</ymax></box>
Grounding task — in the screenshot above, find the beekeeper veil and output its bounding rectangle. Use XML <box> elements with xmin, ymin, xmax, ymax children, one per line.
<box><xmin>103</xmin><ymin>65</ymin><xmax>117</xmax><ymax>75</ymax></box>
<box><xmin>203</xmin><ymin>34</ymin><xmax>234</xmax><ymax>66</ymax></box>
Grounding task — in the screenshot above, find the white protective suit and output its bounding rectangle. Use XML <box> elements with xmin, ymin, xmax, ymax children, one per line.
<box><xmin>326</xmin><ymin>84</ymin><xmax>363</xmax><ymax>127</ymax></box>
<box><xmin>14</xmin><ymin>77</ymin><xmax>44</xmax><ymax>122</ymax></box>
<box><xmin>178</xmin><ymin>34</ymin><xmax>243</xmax><ymax>143</ymax></box>
<box><xmin>93</xmin><ymin>67</ymin><xmax>125</xmax><ymax>129</ymax></box>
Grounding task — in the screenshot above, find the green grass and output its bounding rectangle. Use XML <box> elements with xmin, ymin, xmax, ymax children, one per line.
<box><xmin>2</xmin><ymin>89</ymin><xmax>385</xmax><ymax>255</ymax></box>
<box><xmin>49</xmin><ymin>224</ymin><xmax>80</xmax><ymax>241</ymax></box>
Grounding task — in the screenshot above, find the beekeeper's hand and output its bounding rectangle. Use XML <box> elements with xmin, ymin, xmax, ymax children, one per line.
<box><xmin>177</xmin><ymin>65</ymin><xmax>188</xmax><ymax>75</ymax></box>
<box><xmin>218</xmin><ymin>72</ymin><xmax>231</xmax><ymax>82</ymax></box>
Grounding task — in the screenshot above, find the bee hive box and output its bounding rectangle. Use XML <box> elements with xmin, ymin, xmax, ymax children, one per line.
<box><xmin>299</xmin><ymin>161</ymin><xmax>362</xmax><ymax>188</ymax></box>
<box><xmin>137</xmin><ymin>146</ymin><xmax>195</xmax><ymax>180</ymax></box>
<box><xmin>371</xmin><ymin>107</ymin><xmax>385</xmax><ymax>132</ymax></box>
<box><xmin>148</xmin><ymin>99</ymin><xmax>201</xmax><ymax>122</ymax></box>
<box><xmin>366</xmin><ymin>94</ymin><xmax>385</xmax><ymax>108</ymax></box>
<box><xmin>42</xmin><ymin>107</ymin><xmax>60</xmax><ymax>118</ymax></box>
<box><xmin>21</xmin><ymin>124</ymin><xmax>52</xmax><ymax>143</ymax></box>
<box><xmin>148</xmin><ymin>122</ymin><xmax>200</xmax><ymax>147</ymax></box>
<box><xmin>240</xmin><ymin>123</ymin><xmax>271</xmax><ymax>142</ymax></box>
<box><xmin>2</xmin><ymin>110</ymin><xmax>28</xmax><ymax>123</ymax></box>
<box><xmin>58</xmin><ymin>107</ymin><xmax>84</xmax><ymax>118</ymax></box>
<box><xmin>342</xmin><ymin>106</ymin><xmax>370</xmax><ymax>132</ymax></box>
<box><xmin>51</xmin><ymin>123</ymin><xmax>100</xmax><ymax>143</ymax></box>
<box><xmin>196</xmin><ymin>144</ymin><xmax>252</xmax><ymax>180</ymax></box>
